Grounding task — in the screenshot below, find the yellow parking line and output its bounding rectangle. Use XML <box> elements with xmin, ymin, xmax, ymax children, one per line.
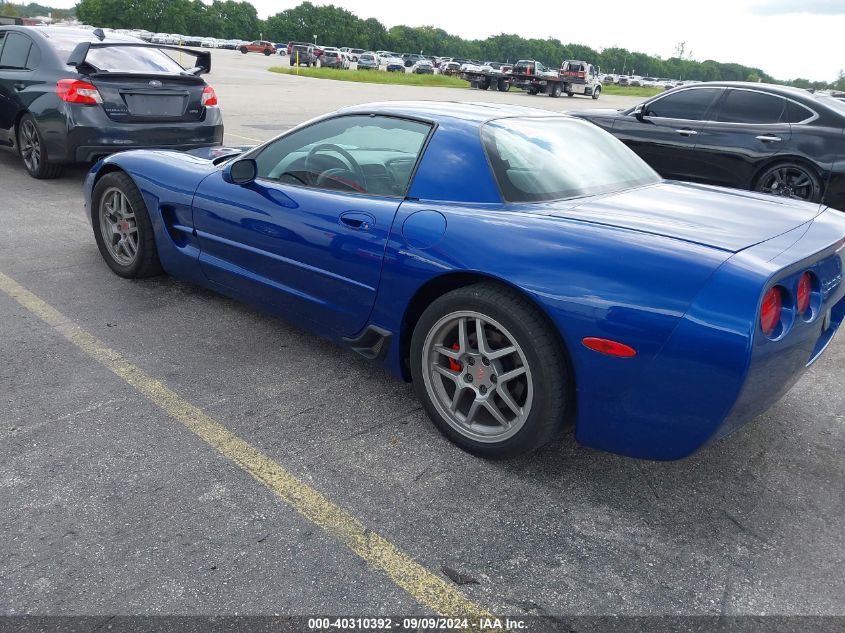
<box><xmin>225</xmin><ymin>132</ymin><xmax>265</xmax><ymax>143</ymax></box>
<box><xmin>0</xmin><ymin>271</ymin><xmax>490</xmax><ymax>619</ymax></box>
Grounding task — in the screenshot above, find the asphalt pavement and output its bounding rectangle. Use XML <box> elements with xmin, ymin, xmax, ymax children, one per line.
<box><xmin>1</xmin><ymin>50</ymin><xmax>843</xmax><ymax>621</ymax></box>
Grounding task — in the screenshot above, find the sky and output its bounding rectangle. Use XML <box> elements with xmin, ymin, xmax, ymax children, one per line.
<box><xmin>47</xmin><ymin>0</ymin><xmax>845</xmax><ymax>81</ymax></box>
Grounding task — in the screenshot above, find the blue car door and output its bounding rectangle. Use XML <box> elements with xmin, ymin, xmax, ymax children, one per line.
<box><xmin>191</xmin><ymin>114</ymin><xmax>433</xmax><ymax>336</ymax></box>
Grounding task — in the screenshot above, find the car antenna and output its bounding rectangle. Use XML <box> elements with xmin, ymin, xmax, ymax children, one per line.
<box><xmin>93</xmin><ymin>28</ymin><xmax>106</xmax><ymax>41</ymax></box>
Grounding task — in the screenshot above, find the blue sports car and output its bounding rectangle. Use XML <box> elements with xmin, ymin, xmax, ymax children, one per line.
<box><xmin>83</xmin><ymin>102</ymin><xmax>845</xmax><ymax>459</ymax></box>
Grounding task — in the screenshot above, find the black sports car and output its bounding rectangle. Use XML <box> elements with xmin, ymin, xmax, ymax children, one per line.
<box><xmin>570</xmin><ymin>82</ymin><xmax>845</xmax><ymax>211</ymax></box>
<box><xmin>0</xmin><ymin>26</ymin><xmax>223</xmax><ymax>178</ymax></box>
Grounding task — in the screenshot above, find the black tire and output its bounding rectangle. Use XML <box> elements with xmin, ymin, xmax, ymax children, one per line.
<box><xmin>240</xmin><ymin>47</ymin><xmax>248</xmax><ymax>54</ymax></box>
<box><xmin>263</xmin><ymin>48</ymin><xmax>271</xmax><ymax>56</ymax></box>
<box><xmin>592</xmin><ymin>86</ymin><xmax>601</xmax><ymax>100</ymax></box>
<box><xmin>17</xmin><ymin>113</ymin><xmax>63</xmax><ymax>179</ymax></box>
<box><xmin>754</xmin><ymin>161</ymin><xmax>823</xmax><ymax>203</ymax></box>
<box><xmin>497</xmin><ymin>78</ymin><xmax>510</xmax><ymax>92</ymax></box>
<box><xmin>91</xmin><ymin>171</ymin><xmax>163</xmax><ymax>279</ymax></box>
<box><xmin>410</xmin><ymin>283</ymin><xmax>569</xmax><ymax>458</ymax></box>
<box><xmin>549</xmin><ymin>84</ymin><xmax>562</xmax><ymax>98</ymax></box>
<box><xmin>566</xmin><ymin>91</ymin><xmax>574</xmax><ymax>97</ymax></box>
<box><xmin>527</xmin><ymin>86</ymin><xmax>538</xmax><ymax>95</ymax></box>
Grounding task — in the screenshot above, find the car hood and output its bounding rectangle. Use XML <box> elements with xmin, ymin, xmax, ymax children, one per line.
<box><xmin>545</xmin><ymin>181</ymin><xmax>822</xmax><ymax>252</ymax></box>
<box><xmin>568</xmin><ymin>108</ymin><xmax>624</xmax><ymax>119</ymax></box>
<box><xmin>186</xmin><ymin>145</ymin><xmax>253</xmax><ymax>161</ymax></box>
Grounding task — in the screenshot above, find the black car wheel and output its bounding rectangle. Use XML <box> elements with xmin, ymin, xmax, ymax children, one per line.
<box><xmin>411</xmin><ymin>283</ymin><xmax>569</xmax><ymax>458</ymax></box>
<box><xmin>17</xmin><ymin>114</ymin><xmax>63</xmax><ymax>179</ymax></box>
<box><xmin>592</xmin><ymin>86</ymin><xmax>601</xmax><ymax>100</ymax></box>
<box><xmin>240</xmin><ymin>47</ymin><xmax>248</xmax><ymax>54</ymax></box>
<box><xmin>92</xmin><ymin>172</ymin><xmax>163</xmax><ymax>279</ymax></box>
<box><xmin>263</xmin><ymin>49</ymin><xmax>272</xmax><ymax>56</ymax></box>
<box><xmin>550</xmin><ymin>84</ymin><xmax>562</xmax><ymax>98</ymax></box>
<box><xmin>755</xmin><ymin>162</ymin><xmax>822</xmax><ymax>203</ymax></box>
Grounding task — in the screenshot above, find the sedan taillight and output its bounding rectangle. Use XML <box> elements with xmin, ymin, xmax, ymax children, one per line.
<box><xmin>56</xmin><ymin>79</ymin><xmax>102</xmax><ymax>104</ymax></box>
<box><xmin>201</xmin><ymin>85</ymin><xmax>218</xmax><ymax>107</ymax></box>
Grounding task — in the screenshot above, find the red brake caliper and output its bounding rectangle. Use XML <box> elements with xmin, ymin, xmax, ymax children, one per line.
<box><xmin>448</xmin><ymin>342</ymin><xmax>462</xmax><ymax>372</ymax></box>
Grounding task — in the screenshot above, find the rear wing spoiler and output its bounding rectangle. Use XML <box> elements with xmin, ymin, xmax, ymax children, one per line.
<box><xmin>67</xmin><ymin>42</ymin><xmax>211</xmax><ymax>76</ymax></box>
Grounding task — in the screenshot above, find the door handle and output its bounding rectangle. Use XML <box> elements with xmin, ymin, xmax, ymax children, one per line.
<box><xmin>674</xmin><ymin>129</ymin><xmax>698</xmax><ymax>137</ymax></box>
<box><xmin>756</xmin><ymin>134</ymin><xmax>782</xmax><ymax>143</ymax></box>
<box><xmin>339</xmin><ymin>211</ymin><xmax>375</xmax><ymax>231</ymax></box>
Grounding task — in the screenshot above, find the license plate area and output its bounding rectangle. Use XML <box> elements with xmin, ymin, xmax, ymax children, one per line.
<box><xmin>124</xmin><ymin>93</ymin><xmax>186</xmax><ymax>117</ymax></box>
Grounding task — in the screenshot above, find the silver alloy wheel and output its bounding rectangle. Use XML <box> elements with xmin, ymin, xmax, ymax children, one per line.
<box><xmin>421</xmin><ymin>310</ymin><xmax>534</xmax><ymax>443</ymax></box>
<box><xmin>19</xmin><ymin>120</ymin><xmax>41</xmax><ymax>173</ymax></box>
<box><xmin>758</xmin><ymin>165</ymin><xmax>817</xmax><ymax>201</ymax></box>
<box><xmin>99</xmin><ymin>187</ymin><xmax>139</xmax><ymax>266</ymax></box>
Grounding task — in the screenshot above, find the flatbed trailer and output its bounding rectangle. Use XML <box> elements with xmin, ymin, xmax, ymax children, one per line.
<box><xmin>462</xmin><ymin>70</ymin><xmax>571</xmax><ymax>97</ymax></box>
<box><xmin>460</xmin><ymin>70</ymin><xmax>512</xmax><ymax>92</ymax></box>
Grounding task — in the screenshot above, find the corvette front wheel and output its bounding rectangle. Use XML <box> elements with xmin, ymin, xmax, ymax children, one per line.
<box><xmin>92</xmin><ymin>172</ymin><xmax>163</xmax><ymax>279</ymax></box>
<box><xmin>411</xmin><ymin>283</ymin><xmax>569</xmax><ymax>458</ymax></box>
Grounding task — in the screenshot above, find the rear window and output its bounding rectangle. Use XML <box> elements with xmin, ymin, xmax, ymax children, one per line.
<box><xmin>482</xmin><ymin>117</ymin><xmax>660</xmax><ymax>203</ymax></box>
<box><xmin>48</xmin><ymin>38</ymin><xmax>185</xmax><ymax>73</ymax></box>
<box><xmin>815</xmin><ymin>96</ymin><xmax>845</xmax><ymax>117</ymax></box>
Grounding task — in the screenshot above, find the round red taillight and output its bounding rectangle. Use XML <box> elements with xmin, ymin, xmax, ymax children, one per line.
<box><xmin>797</xmin><ymin>272</ymin><xmax>812</xmax><ymax>315</ymax></box>
<box><xmin>760</xmin><ymin>286</ymin><xmax>783</xmax><ymax>336</ymax></box>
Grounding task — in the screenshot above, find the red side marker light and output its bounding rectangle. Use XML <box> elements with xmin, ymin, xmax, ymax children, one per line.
<box><xmin>582</xmin><ymin>337</ymin><xmax>637</xmax><ymax>358</ymax></box>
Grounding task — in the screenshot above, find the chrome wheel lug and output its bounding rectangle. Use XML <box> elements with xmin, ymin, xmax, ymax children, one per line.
<box><xmin>465</xmin><ymin>374</ymin><xmax>473</xmax><ymax>383</ymax></box>
<box><xmin>482</xmin><ymin>357</ymin><xmax>490</xmax><ymax>366</ymax></box>
<box><xmin>467</xmin><ymin>357</ymin><xmax>475</xmax><ymax>366</ymax></box>
<box><xmin>479</xmin><ymin>385</ymin><xmax>487</xmax><ymax>395</ymax></box>
<box><xmin>491</xmin><ymin>375</ymin><xmax>497</xmax><ymax>384</ymax></box>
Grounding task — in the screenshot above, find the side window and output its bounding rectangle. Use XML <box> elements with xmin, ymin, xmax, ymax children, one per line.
<box><xmin>785</xmin><ymin>100</ymin><xmax>815</xmax><ymax>123</ymax></box>
<box><xmin>643</xmin><ymin>88</ymin><xmax>723</xmax><ymax>120</ymax></box>
<box><xmin>0</xmin><ymin>32</ymin><xmax>32</xmax><ymax>69</ymax></box>
<box><xmin>253</xmin><ymin>115</ymin><xmax>432</xmax><ymax>197</ymax></box>
<box><xmin>715</xmin><ymin>90</ymin><xmax>785</xmax><ymax>124</ymax></box>
<box><xmin>24</xmin><ymin>43</ymin><xmax>40</xmax><ymax>70</ymax></box>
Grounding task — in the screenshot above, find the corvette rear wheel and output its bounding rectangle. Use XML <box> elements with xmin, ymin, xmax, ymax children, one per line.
<box><xmin>411</xmin><ymin>283</ymin><xmax>568</xmax><ymax>457</ymax></box>
<box><xmin>92</xmin><ymin>172</ymin><xmax>163</xmax><ymax>279</ymax></box>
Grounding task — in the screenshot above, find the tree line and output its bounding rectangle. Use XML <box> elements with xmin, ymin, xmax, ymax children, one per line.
<box><xmin>0</xmin><ymin>1</ymin><xmax>75</xmax><ymax>20</ymax></box>
<box><xmin>48</xmin><ymin>0</ymin><xmax>845</xmax><ymax>88</ymax></box>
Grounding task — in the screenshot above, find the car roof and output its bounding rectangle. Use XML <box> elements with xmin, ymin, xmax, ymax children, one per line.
<box><xmin>338</xmin><ymin>101</ymin><xmax>568</xmax><ymax>124</ymax></box>
<box><xmin>26</xmin><ymin>26</ymin><xmax>143</xmax><ymax>44</ymax></box>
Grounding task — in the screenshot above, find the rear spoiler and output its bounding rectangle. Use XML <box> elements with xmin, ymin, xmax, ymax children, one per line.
<box><xmin>67</xmin><ymin>42</ymin><xmax>211</xmax><ymax>76</ymax></box>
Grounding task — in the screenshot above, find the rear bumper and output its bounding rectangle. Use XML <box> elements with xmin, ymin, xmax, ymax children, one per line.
<box><xmin>44</xmin><ymin>104</ymin><xmax>223</xmax><ymax>164</ymax></box>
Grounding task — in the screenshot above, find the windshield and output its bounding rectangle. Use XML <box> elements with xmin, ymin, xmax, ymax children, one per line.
<box><xmin>481</xmin><ymin>117</ymin><xmax>661</xmax><ymax>203</ymax></box>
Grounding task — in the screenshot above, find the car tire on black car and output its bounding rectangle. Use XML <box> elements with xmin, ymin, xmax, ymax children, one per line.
<box><xmin>17</xmin><ymin>113</ymin><xmax>63</xmax><ymax>180</ymax></box>
<box><xmin>91</xmin><ymin>172</ymin><xmax>163</xmax><ymax>279</ymax></box>
<box><xmin>410</xmin><ymin>283</ymin><xmax>569</xmax><ymax>458</ymax></box>
<box><xmin>754</xmin><ymin>162</ymin><xmax>822</xmax><ymax>203</ymax></box>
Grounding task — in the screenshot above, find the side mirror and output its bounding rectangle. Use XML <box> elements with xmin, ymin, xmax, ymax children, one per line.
<box><xmin>223</xmin><ymin>158</ymin><xmax>257</xmax><ymax>185</ymax></box>
<box><xmin>633</xmin><ymin>104</ymin><xmax>645</xmax><ymax>120</ymax></box>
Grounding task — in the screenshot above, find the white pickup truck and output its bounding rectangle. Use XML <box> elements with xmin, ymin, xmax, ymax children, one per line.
<box><xmin>560</xmin><ymin>60</ymin><xmax>603</xmax><ymax>99</ymax></box>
